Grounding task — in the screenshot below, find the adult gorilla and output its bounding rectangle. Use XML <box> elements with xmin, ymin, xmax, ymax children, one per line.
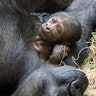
<box><xmin>0</xmin><ymin>0</ymin><xmax>95</xmax><ymax>96</ymax></box>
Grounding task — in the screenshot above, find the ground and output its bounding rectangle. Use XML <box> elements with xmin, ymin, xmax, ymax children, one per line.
<box><xmin>81</xmin><ymin>32</ymin><xmax>96</xmax><ymax>96</ymax></box>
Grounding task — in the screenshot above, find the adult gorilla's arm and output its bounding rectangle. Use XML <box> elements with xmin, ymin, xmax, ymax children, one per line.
<box><xmin>64</xmin><ymin>0</ymin><xmax>96</xmax><ymax>67</ymax></box>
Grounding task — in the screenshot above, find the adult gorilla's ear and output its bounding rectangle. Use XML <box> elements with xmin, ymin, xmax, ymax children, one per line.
<box><xmin>51</xmin><ymin>66</ymin><xmax>89</xmax><ymax>96</ymax></box>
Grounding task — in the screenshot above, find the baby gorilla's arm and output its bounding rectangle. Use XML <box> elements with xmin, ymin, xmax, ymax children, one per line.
<box><xmin>32</xmin><ymin>36</ymin><xmax>70</xmax><ymax>64</ymax></box>
<box><xmin>32</xmin><ymin>35</ymin><xmax>52</xmax><ymax>61</ymax></box>
<box><xmin>48</xmin><ymin>44</ymin><xmax>70</xmax><ymax>65</ymax></box>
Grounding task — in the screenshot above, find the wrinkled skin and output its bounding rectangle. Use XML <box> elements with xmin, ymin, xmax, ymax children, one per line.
<box><xmin>0</xmin><ymin>0</ymin><xmax>95</xmax><ymax>96</ymax></box>
<box><xmin>40</xmin><ymin>12</ymin><xmax>82</xmax><ymax>43</ymax></box>
<box><xmin>40</xmin><ymin>16</ymin><xmax>66</xmax><ymax>42</ymax></box>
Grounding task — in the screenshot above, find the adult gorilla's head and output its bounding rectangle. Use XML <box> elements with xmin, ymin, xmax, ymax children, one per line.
<box><xmin>12</xmin><ymin>65</ymin><xmax>88</xmax><ymax>96</ymax></box>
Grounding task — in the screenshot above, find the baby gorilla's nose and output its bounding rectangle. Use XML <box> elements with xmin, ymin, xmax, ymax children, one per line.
<box><xmin>45</xmin><ymin>23</ymin><xmax>54</xmax><ymax>32</ymax></box>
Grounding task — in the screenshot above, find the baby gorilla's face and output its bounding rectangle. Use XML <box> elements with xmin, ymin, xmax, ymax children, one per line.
<box><xmin>39</xmin><ymin>16</ymin><xmax>65</xmax><ymax>42</ymax></box>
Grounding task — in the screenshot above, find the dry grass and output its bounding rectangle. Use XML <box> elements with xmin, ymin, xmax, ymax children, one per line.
<box><xmin>81</xmin><ymin>32</ymin><xmax>96</xmax><ymax>96</ymax></box>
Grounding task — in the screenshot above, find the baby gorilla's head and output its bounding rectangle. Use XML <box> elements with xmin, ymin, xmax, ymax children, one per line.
<box><xmin>39</xmin><ymin>12</ymin><xmax>82</xmax><ymax>43</ymax></box>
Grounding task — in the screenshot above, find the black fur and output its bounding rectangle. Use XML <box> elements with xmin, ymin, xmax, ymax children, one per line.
<box><xmin>0</xmin><ymin>0</ymin><xmax>95</xmax><ymax>95</ymax></box>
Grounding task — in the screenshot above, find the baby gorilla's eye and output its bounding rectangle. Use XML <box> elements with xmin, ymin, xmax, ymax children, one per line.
<box><xmin>52</xmin><ymin>18</ymin><xmax>56</xmax><ymax>23</ymax></box>
<box><xmin>56</xmin><ymin>26</ymin><xmax>62</xmax><ymax>33</ymax></box>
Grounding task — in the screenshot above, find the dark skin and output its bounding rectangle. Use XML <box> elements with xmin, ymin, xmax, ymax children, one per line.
<box><xmin>0</xmin><ymin>0</ymin><xmax>96</xmax><ymax>96</ymax></box>
<box><xmin>32</xmin><ymin>12</ymin><xmax>81</xmax><ymax>65</ymax></box>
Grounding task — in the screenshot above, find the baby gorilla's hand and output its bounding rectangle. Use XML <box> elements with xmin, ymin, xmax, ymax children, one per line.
<box><xmin>48</xmin><ymin>44</ymin><xmax>70</xmax><ymax>65</ymax></box>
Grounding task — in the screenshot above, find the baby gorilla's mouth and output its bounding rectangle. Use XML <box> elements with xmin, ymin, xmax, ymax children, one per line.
<box><xmin>39</xmin><ymin>27</ymin><xmax>51</xmax><ymax>42</ymax></box>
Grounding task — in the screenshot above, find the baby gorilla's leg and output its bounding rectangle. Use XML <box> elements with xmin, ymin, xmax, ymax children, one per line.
<box><xmin>48</xmin><ymin>44</ymin><xmax>70</xmax><ymax>65</ymax></box>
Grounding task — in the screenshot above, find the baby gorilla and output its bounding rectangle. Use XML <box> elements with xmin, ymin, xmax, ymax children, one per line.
<box><xmin>32</xmin><ymin>12</ymin><xmax>82</xmax><ymax>65</ymax></box>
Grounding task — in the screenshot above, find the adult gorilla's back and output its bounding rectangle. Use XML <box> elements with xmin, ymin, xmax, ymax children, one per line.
<box><xmin>0</xmin><ymin>0</ymin><xmax>95</xmax><ymax>96</ymax></box>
